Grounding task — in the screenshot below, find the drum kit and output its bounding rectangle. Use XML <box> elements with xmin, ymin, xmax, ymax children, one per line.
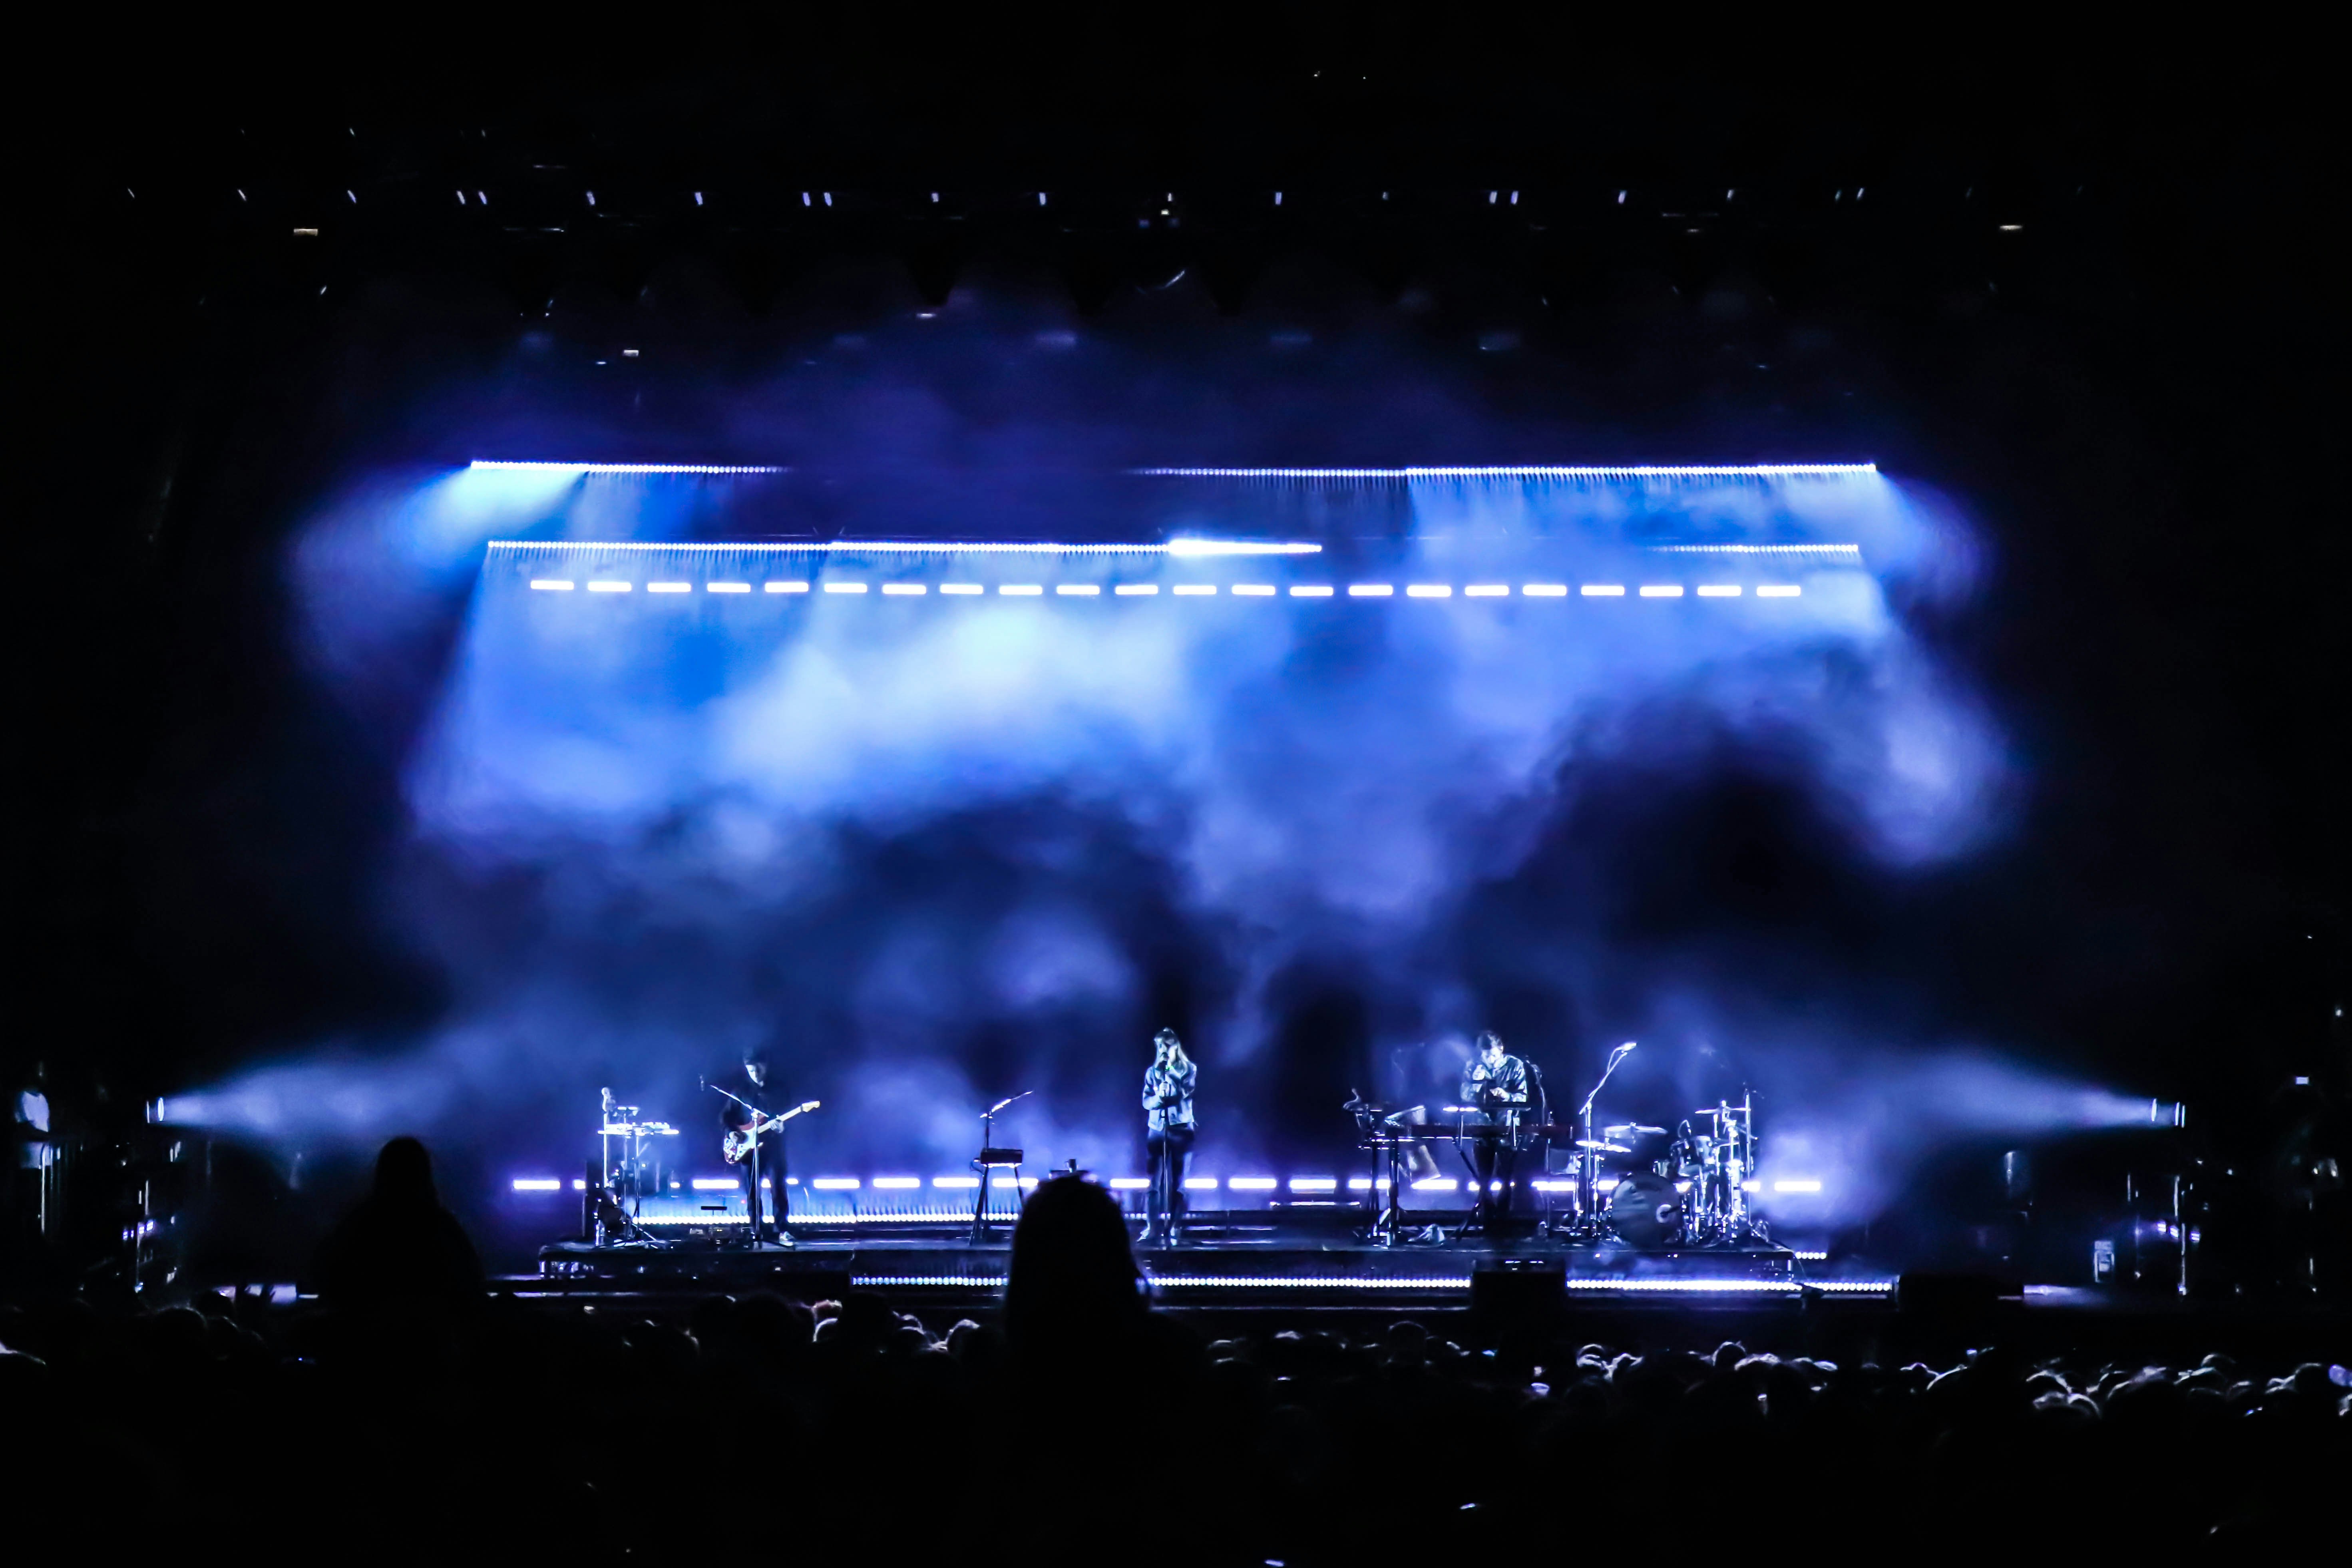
<box><xmin>1586</xmin><ymin>1098</ymin><xmax>1760</xmax><ymax>1248</ymax></box>
<box><xmin>1348</xmin><ymin>1043</ymin><xmax>1771</xmax><ymax>1250</ymax></box>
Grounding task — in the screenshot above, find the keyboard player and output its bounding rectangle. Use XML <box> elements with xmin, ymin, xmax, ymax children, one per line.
<box><xmin>1459</xmin><ymin>1031</ymin><xmax>1533</xmax><ymax>1231</ymax></box>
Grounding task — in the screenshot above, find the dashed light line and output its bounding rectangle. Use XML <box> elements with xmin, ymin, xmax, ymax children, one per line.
<box><xmin>766</xmin><ymin>581</ymin><xmax>810</xmax><ymax>594</ymax></box>
<box><xmin>1348</xmin><ymin>583</ymin><xmax>1394</xmax><ymax>597</ymax></box>
<box><xmin>1055</xmin><ymin>584</ymin><xmax>1101</xmax><ymax>596</ymax></box>
<box><xmin>1639</xmin><ymin>585</ymin><xmax>1685</xmax><ymax>597</ymax></box>
<box><xmin>1289</xmin><ymin>585</ymin><xmax>1333</xmax><ymax>597</ymax></box>
<box><xmin>1406</xmin><ymin>584</ymin><xmax>1452</xmax><ymax>599</ymax></box>
<box><xmin>1232</xmin><ymin>584</ymin><xmax>1276</xmax><ymax>597</ymax></box>
<box><xmin>1522</xmin><ymin>584</ymin><xmax>1568</xmax><ymax>597</ymax></box>
<box><xmin>1173</xmin><ymin>584</ymin><xmax>1218</xmax><ymax>596</ymax></box>
<box><xmin>529</xmin><ymin>580</ymin><xmax>575</xmax><ymax>591</ymax></box>
<box><xmin>1000</xmin><ymin>584</ymin><xmax>1043</xmax><ymax>596</ymax></box>
<box><xmin>1116</xmin><ymin>584</ymin><xmax>1159</xmax><ymax>595</ymax></box>
<box><xmin>881</xmin><ymin>583</ymin><xmax>926</xmax><ymax>595</ymax></box>
<box><xmin>1696</xmin><ymin>585</ymin><xmax>1741</xmax><ymax>597</ymax></box>
<box><xmin>1464</xmin><ymin>584</ymin><xmax>1509</xmax><ymax>597</ymax></box>
<box><xmin>1581</xmin><ymin>584</ymin><xmax>1626</xmax><ymax>597</ymax></box>
<box><xmin>939</xmin><ymin>583</ymin><xmax>983</xmax><ymax>595</ymax></box>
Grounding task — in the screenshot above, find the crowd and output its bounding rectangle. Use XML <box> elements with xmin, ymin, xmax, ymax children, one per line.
<box><xmin>1</xmin><ymin>1141</ymin><xmax>2342</xmax><ymax>1561</ymax></box>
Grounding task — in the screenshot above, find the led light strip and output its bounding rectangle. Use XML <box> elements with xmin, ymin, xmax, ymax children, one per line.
<box><xmin>519</xmin><ymin>578</ymin><xmax>1805</xmax><ymax>599</ymax></box>
<box><xmin>1133</xmin><ymin>464</ymin><xmax>1877</xmax><ymax>480</ymax></box>
<box><xmin>1148</xmin><ymin>1275</ymin><xmax>1473</xmax><ymax>1289</ymax></box>
<box><xmin>489</xmin><ymin>539</ymin><xmax>1319</xmax><ymax>556</ymax></box>
<box><xmin>471</xmin><ymin>461</ymin><xmax>786</xmax><ymax>474</ymax></box>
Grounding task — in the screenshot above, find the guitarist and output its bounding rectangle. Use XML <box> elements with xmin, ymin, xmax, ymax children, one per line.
<box><xmin>720</xmin><ymin>1057</ymin><xmax>790</xmax><ymax>1245</ymax></box>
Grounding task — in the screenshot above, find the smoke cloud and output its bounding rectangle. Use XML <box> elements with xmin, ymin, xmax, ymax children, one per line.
<box><xmin>172</xmin><ymin>287</ymin><xmax>2133</xmax><ymax>1231</ymax></box>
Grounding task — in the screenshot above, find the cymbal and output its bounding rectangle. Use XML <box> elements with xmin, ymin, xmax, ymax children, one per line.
<box><xmin>1602</xmin><ymin>1124</ymin><xmax>1668</xmax><ymax>1138</ymax></box>
<box><xmin>1576</xmin><ymin>1139</ymin><xmax>1632</xmax><ymax>1152</ymax></box>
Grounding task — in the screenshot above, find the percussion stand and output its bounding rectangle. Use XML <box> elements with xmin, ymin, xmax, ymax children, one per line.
<box><xmin>1569</xmin><ymin>1043</ymin><xmax>1638</xmax><ymax>1240</ymax></box>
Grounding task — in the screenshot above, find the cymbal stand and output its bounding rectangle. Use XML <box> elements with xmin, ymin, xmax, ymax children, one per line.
<box><xmin>1563</xmin><ymin>1043</ymin><xmax>1638</xmax><ymax>1240</ymax></box>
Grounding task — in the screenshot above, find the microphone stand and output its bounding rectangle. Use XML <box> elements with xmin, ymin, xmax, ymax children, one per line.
<box><xmin>975</xmin><ymin>1091</ymin><xmax>1031</xmax><ymax>1237</ymax></box>
<box><xmin>1573</xmin><ymin>1045</ymin><xmax>1638</xmax><ymax>1238</ymax></box>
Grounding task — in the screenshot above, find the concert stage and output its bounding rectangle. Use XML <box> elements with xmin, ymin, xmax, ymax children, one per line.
<box><xmin>529</xmin><ymin>1208</ymin><xmax>1878</xmax><ymax>1313</ymax></box>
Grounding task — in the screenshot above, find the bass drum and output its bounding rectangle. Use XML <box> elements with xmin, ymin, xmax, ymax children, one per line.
<box><xmin>1607</xmin><ymin>1172</ymin><xmax>1685</xmax><ymax>1249</ymax></box>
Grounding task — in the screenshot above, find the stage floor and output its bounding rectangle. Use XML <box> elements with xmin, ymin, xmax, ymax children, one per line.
<box><xmin>531</xmin><ymin>1210</ymin><xmax>1888</xmax><ymax>1311</ymax></box>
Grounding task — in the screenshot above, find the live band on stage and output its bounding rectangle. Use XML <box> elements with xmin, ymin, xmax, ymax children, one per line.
<box><xmin>578</xmin><ymin>1028</ymin><xmax>1773</xmax><ymax>1255</ymax></box>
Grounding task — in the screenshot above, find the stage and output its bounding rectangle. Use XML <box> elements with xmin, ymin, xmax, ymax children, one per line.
<box><xmin>530</xmin><ymin>1206</ymin><xmax>1877</xmax><ymax>1312</ymax></box>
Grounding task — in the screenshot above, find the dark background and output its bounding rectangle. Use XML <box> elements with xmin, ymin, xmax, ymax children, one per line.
<box><xmin>13</xmin><ymin>21</ymin><xmax>2344</xmax><ymax>1272</ymax></box>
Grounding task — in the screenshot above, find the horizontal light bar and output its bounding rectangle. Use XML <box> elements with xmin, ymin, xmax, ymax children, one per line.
<box><xmin>940</xmin><ymin>583</ymin><xmax>983</xmax><ymax>595</ymax></box>
<box><xmin>1289</xmin><ymin>585</ymin><xmax>1333</xmax><ymax>597</ymax></box>
<box><xmin>647</xmin><ymin>581</ymin><xmax>691</xmax><ymax>593</ymax></box>
<box><xmin>1232</xmin><ymin>584</ymin><xmax>1275</xmax><ymax>597</ymax></box>
<box><xmin>1411</xmin><ymin>1177</ymin><xmax>1459</xmax><ymax>1191</ymax></box>
<box><xmin>1135</xmin><ymin>464</ymin><xmax>1876</xmax><ymax>480</ymax></box>
<box><xmin>1522</xmin><ymin>584</ymin><xmax>1568</xmax><ymax>597</ymax></box>
<box><xmin>810</xmin><ymin>1177</ymin><xmax>860</xmax><ymax>1190</ymax></box>
<box><xmin>1581</xmin><ymin>585</ymin><xmax>1624</xmax><ymax>597</ymax></box>
<box><xmin>1640</xmin><ymin>585</ymin><xmax>1684</xmax><ymax>597</ymax></box>
<box><xmin>870</xmin><ymin>1176</ymin><xmax>922</xmax><ymax>1190</ymax></box>
<box><xmin>1183</xmin><ymin>1176</ymin><xmax>1221</xmax><ymax>1190</ymax></box>
<box><xmin>1348</xmin><ymin>583</ymin><xmax>1393</xmax><ymax>597</ymax></box>
<box><xmin>511</xmin><ymin>1178</ymin><xmax>563</xmax><ymax>1192</ymax></box>
<box><xmin>1772</xmin><ymin>1179</ymin><xmax>1823</xmax><ymax>1193</ymax></box>
<box><xmin>1115</xmin><ymin>584</ymin><xmax>1158</xmax><ymax>595</ymax></box>
<box><xmin>1792</xmin><ymin>1250</ymin><xmax>1829</xmax><ymax>1261</ymax></box>
<box><xmin>1108</xmin><ymin>1177</ymin><xmax>1151</xmax><ymax>1190</ymax></box>
<box><xmin>1756</xmin><ymin>585</ymin><xmax>1803</xmax><ymax>597</ymax></box>
<box><xmin>1531</xmin><ymin>1180</ymin><xmax>1576</xmax><ymax>1192</ymax></box>
<box><xmin>528</xmin><ymin>580</ymin><xmax>574</xmax><ymax>591</ymax></box>
<box><xmin>1149</xmin><ymin>1275</ymin><xmax>1472</xmax><ymax>1289</ymax></box>
<box><xmin>1288</xmin><ymin>1178</ymin><xmax>1338</xmax><ymax>1192</ymax></box>
<box><xmin>573</xmin><ymin>1179</ymin><xmax>588</xmax><ymax>1191</ymax></box>
<box><xmin>1226</xmin><ymin>1176</ymin><xmax>1279</xmax><ymax>1191</ymax></box>
<box><xmin>1464</xmin><ymin>584</ymin><xmax>1508</xmax><ymax>598</ymax></box>
<box><xmin>471</xmin><ymin>461</ymin><xmax>785</xmax><ymax>474</ymax></box>
<box><xmin>766</xmin><ymin>581</ymin><xmax>809</xmax><ymax>593</ymax></box>
<box><xmin>1055</xmin><ymin>583</ymin><xmax>1099</xmax><ymax>596</ymax></box>
<box><xmin>824</xmin><ymin>582</ymin><xmax>867</xmax><ymax>595</ymax></box>
<box><xmin>587</xmin><ymin>580</ymin><xmax>631</xmax><ymax>593</ymax></box>
<box><xmin>880</xmin><ymin>583</ymin><xmax>925</xmax><ymax>596</ymax></box>
<box><xmin>1173</xmin><ymin>584</ymin><xmax>1217</xmax><ymax>596</ymax></box>
<box><xmin>1000</xmin><ymin>584</ymin><xmax>1042</xmax><ymax>596</ymax></box>
<box><xmin>1407</xmin><ymin>584</ymin><xmax>1451</xmax><ymax>599</ymax></box>
<box><xmin>708</xmin><ymin>582</ymin><xmax>750</xmax><ymax>593</ymax></box>
<box><xmin>851</xmin><ymin>1275</ymin><xmax>1006</xmax><ymax>1288</ymax></box>
<box><xmin>488</xmin><ymin>538</ymin><xmax>1318</xmax><ymax>556</ymax></box>
<box><xmin>1697</xmin><ymin>585</ymin><xmax>1741</xmax><ymax>597</ymax></box>
<box><xmin>931</xmin><ymin>1176</ymin><xmax>981</xmax><ymax>1188</ymax></box>
<box><xmin>689</xmin><ymin>1178</ymin><xmax>739</xmax><ymax>1192</ymax></box>
<box><xmin>635</xmin><ymin>1213</ymin><xmax>749</xmax><ymax>1224</ymax></box>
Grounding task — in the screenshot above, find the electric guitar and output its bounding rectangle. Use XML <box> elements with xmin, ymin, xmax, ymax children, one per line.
<box><xmin>722</xmin><ymin>1100</ymin><xmax>820</xmax><ymax>1164</ymax></box>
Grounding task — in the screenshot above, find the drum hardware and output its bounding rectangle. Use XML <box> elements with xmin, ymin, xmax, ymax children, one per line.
<box><xmin>1606</xmin><ymin>1172</ymin><xmax>1685</xmax><ymax>1249</ymax></box>
<box><xmin>595</xmin><ymin>1089</ymin><xmax>680</xmax><ymax>1243</ymax></box>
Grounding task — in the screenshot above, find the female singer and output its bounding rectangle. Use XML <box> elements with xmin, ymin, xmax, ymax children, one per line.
<box><xmin>1141</xmin><ymin>1029</ymin><xmax>1198</xmax><ymax>1246</ymax></box>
